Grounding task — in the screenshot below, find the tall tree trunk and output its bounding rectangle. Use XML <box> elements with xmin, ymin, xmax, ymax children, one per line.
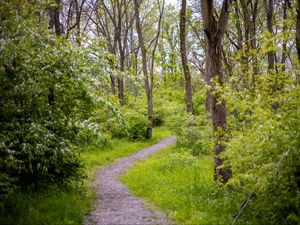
<box><xmin>264</xmin><ymin>0</ymin><xmax>275</xmax><ymax>72</ymax></box>
<box><xmin>201</xmin><ymin>0</ymin><xmax>233</xmax><ymax>183</ymax></box>
<box><xmin>48</xmin><ymin>0</ymin><xmax>62</xmax><ymax>105</ymax></box>
<box><xmin>281</xmin><ymin>0</ymin><xmax>288</xmax><ymax>72</ymax></box>
<box><xmin>239</xmin><ymin>0</ymin><xmax>258</xmax><ymax>93</ymax></box>
<box><xmin>240</xmin><ymin>0</ymin><xmax>250</xmax><ymax>90</ymax></box>
<box><xmin>134</xmin><ymin>0</ymin><xmax>153</xmax><ymax>138</ymax></box>
<box><xmin>297</xmin><ymin>0</ymin><xmax>300</xmax><ymax>64</ymax></box>
<box><xmin>251</xmin><ymin>2</ymin><xmax>259</xmax><ymax>94</ymax></box>
<box><xmin>180</xmin><ymin>0</ymin><xmax>193</xmax><ymax>113</ymax></box>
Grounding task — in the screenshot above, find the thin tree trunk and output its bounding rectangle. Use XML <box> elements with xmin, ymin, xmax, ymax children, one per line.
<box><xmin>134</xmin><ymin>0</ymin><xmax>153</xmax><ymax>138</ymax></box>
<box><xmin>180</xmin><ymin>0</ymin><xmax>193</xmax><ymax>113</ymax></box>
<box><xmin>281</xmin><ymin>0</ymin><xmax>288</xmax><ymax>72</ymax></box>
<box><xmin>250</xmin><ymin>0</ymin><xmax>259</xmax><ymax>94</ymax></box>
<box><xmin>118</xmin><ymin>52</ymin><xmax>125</xmax><ymax>106</ymax></box>
<box><xmin>110</xmin><ymin>73</ymin><xmax>116</xmax><ymax>95</ymax></box>
<box><xmin>297</xmin><ymin>0</ymin><xmax>300</xmax><ymax>64</ymax></box>
<box><xmin>264</xmin><ymin>0</ymin><xmax>275</xmax><ymax>72</ymax></box>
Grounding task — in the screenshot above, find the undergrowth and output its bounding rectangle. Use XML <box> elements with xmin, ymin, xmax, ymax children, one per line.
<box><xmin>0</xmin><ymin>127</ymin><xmax>171</xmax><ymax>225</ymax></box>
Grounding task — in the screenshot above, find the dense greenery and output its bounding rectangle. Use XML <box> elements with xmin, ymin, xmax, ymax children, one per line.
<box><xmin>0</xmin><ymin>127</ymin><xmax>171</xmax><ymax>225</ymax></box>
<box><xmin>0</xmin><ymin>0</ymin><xmax>299</xmax><ymax>224</ymax></box>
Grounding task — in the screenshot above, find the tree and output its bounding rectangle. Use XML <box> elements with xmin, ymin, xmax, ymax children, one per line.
<box><xmin>264</xmin><ymin>0</ymin><xmax>275</xmax><ymax>73</ymax></box>
<box><xmin>238</xmin><ymin>0</ymin><xmax>259</xmax><ymax>92</ymax></box>
<box><xmin>91</xmin><ymin>0</ymin><xmax>136</xmax><ymax>105</ymax></box>
<box><xmin>179</xmin><ymin>0</ymin><xmax>193</xmax><ymax>113</ymax></box>
<box><xmin>133</xmin><ymin>0</ymin><xmax>164</xmax><ymax>138</ymax></box>
<box><xmin>297</xmin><ymin>0</ymin><xmax>300</xmax><ymax>63</ymax></box>
<box><xmin>200</xmin><ymin>0</ymin><xmax>233</xmax><ymax>183</ymax></box>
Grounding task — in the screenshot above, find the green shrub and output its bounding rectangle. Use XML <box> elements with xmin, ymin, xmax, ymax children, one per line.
<box><xmin>0</xmin><ymin>2</ymin><xmax>106</xmax><ymax>193</ymax></box>
<box><xmin>166</xmin><ymin>111</ymin><xmax>213</xmax><ymax>156</ymax></box>
<box><xmin>153</xmin><ymin>110</ymin><xmax>165</xmax><ymax>127</ymax></box>
<box><xmin>106</xmin><ymin>117</ymin><xmax>128</xmax><ymax>138</ymax></box>
<box><xmin>126</xmin><ymin>111</ymin><xmax>148</xmax><ymax>140</ymax></box>
<box><xmin>225</xmin><ymin>86</ymin><xmax>300</xmax><ymax>225</ymax></box>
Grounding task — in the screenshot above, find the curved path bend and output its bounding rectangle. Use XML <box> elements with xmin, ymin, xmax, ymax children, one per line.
<box><xmin>84</xmin><ymin>136</ymin><xmax>176</xmax><ymax>225</ymax></box>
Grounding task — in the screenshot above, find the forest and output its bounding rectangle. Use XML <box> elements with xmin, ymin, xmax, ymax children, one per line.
<box><xmin>0</xmin><ymin>0</ymin><xmax>299</xmax><ymax>224</ymax></box>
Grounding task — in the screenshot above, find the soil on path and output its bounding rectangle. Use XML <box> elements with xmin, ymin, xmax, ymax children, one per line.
<box><xmin>84</xmin><ymin>136</ymin><xmax>176</xmax><ymax>225</ymax></box>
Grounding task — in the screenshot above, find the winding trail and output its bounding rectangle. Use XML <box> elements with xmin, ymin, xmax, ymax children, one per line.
<box><xmin>84</xmin><ymin>136</ymin><xmax>176</xmax><ymax>225</ymax></box>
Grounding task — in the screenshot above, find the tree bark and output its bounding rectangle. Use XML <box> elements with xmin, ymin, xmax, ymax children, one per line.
<box><xmin>49</xmin><ymin>0</ymin><xmax>62</xmax><ymax>36</ymax></box>
<box><xmin>239</xmin><ymin>0</ymin><xmax>259</xmax><ymax>93</ymax></box>
<box><xmin>118</xmin><ymin>48</ymin><xmax>125</xmax><ymax>106</ymax></box>
<box><xmin>48</xmin><ymin>0</ymin><xmax>62</xmax><ymax>105</ymax></box>
<box><xmin>297</xmin><ymin>0</ymin><xmax>300</xmax><ymax>64</ymax></box>
<box><xmin>180</xmin><ymin>0</ymin><xmax>193</xmax><ymax>113</ymax></box>
<box><xmin>134</xmin><ymin>0</ymin><xmax>153</xmax><ymax>138</ymax></box>
<box><xmin>250</xmin><ymin>0</ymin><xmax>259</xmax><ymax>93</ymax></box>
<box><xmin>264</xmin><ymin>0</ymin><xmax>275</xmax><ymax>72</ymax></box>
<box><xmin>281</xmin><ymin>0</ymin><xmax>288</xmax><ymax>72</ymax></box>
<box><xmin>200</xmin><ymin>0</ymin><xmax>233</xmax><ymax>183</ymax></box>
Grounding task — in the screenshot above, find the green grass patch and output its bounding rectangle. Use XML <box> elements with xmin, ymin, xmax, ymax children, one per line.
<box><xmin>121</xmin><ymin>146</ymin><xmax>243</xmax><ymax>225</ymax></box>
<box><xmin>0</xmin><ymin>127</ymin><xmax>172</xmax><ymax>225</ymax></box>
<box><xmin>0</xmin><ymin>188</ymin><xmax>91</xmax><ymax>225</ymax></box>
<box><xmin>81</xmin><ymin>126</ymin><xmax>172</xmax><ymax>174</ymax></box>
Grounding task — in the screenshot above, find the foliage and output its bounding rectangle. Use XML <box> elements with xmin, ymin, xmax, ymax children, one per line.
<box><xmin>225</xmin><ymin>85</ymin><xmax>300</xmax><ymax>225</ymax></box>
<box><xmin>166</xmin><ymin>109</ymin><xmax>213</xmax><ymax>156</ymax></box>
<box><xmin>0</xmin><ymin>126</ymin><xmax>171</xmax><ymax>225</ymax></box>
<box><xmin>0</xmin><ymin>1</ymin><xmax>106</xmax><ymax>194</ymax></box>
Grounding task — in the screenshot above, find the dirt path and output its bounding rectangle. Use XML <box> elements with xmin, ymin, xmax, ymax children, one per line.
<box><xmin>84</xmin><ymin>136</ymin><xmax>176</xmax><ymax>225</ymax></box>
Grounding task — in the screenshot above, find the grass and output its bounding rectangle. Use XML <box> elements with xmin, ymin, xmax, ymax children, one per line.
<box><xmin>0</xmin><ymin>126</ymin><xmax>172</xmax><ymax>225</ymax></box>
<box><xmin>0</xmin><ymin>189</ymin><xmax>90</xmax><ymax>225</ymax></box>
<box><xmin>81</xmin><ymin>126</ymin><xmax>172</xmax><ymax>174</ymax></box>
<box><xmin>121</xmin><ymin>146</ymin><xmax>243</xmax><ymax>225</ymax></box>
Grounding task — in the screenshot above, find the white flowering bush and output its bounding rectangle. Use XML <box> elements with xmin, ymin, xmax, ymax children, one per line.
<box><xmin>0</xmin><ymin>2</ymin><xmax>107</xmax><ymax>194</ymax></box>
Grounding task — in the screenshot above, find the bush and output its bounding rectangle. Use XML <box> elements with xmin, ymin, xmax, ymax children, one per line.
<box><xmin>126</xmin><ymin>111</ymin><xmax>148</xmax><ymax>140</ymax></box>
<box><xmin>166</xmin><ymin>110</ymin><xmax>213</xmax><ymax>156</ymax></box>
<box><xmin>153</xmin><ymin>110</ymin><xmax>165</xmax><ymax>127</ymax></box>
<box><xmin>105</xmin><ymin>117</ymin><xmax>126</xmax><ymax>138</ymax></box>
<box><xmin>0</xmin><ymin>2</ymin><xmax>105</xmax><ymax>194</ymax></box>
<box><xmin>0</xmin><ymin>122</ymin><xmax>83</xmax><ymax>193</ymax></box>
<box><xmin>225</xmin><ymin>86</ymin><xmax>300</xmax><ymax>225</ymax></box>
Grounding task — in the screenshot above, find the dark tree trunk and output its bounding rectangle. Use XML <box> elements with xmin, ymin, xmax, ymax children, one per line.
<box><xmin>264</xmin><ymin>0</ymin><xmax>275</xmax><ymax>72</ymax></box>
<box><xmin>180</xmin><ymin>0</ymin><xmax>193</xmax><ymax>113</ymax></box>
<box><xmin>48</xmin><ymin>0</ymin><xmax>62</xmax><ymax>105</ymax></box>
<box><xmin>118</xmin><ymin>52</ymin><xmax>125</xmax><ymax>106</ymax></box>
<box><xmin>201</xmin><ymin>0</ymin><xmax>233</xmax><ymax>183</ymax></box>
<box><xmin>297</xmin><ymin>0</ymin><xmax>300</xmax><ymax>64</ymax></box>
<box><xmin>146</xmin><ymin>90</ymin><xmax>153</xmax><ymax>138</ymax></box>
<box><xmin>250</xmin><ymin>0</ymin><xmax>259</xmax><ymax>93</ymax></box>
<box><xmin>208</xmin><ymin>41</ymin><xmax>231</xmax><ymax>183</ymax></box>
<box><xmin>281</xmin><ymin>0</ymin><xmax>288</xmax><ymax>72</ymax></box>
<box><xmin>49</xmin><ymin>0</ymin><xmax>62</xmax><ymax>36</ymax></box>
<box><xmin>110</xmin><ymin>74</ymin><xmax>116</xmax><ymax>95</ymax></box>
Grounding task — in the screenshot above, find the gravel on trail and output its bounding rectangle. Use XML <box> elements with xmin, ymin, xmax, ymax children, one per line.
<box><xmin>84</xmin><ymin>136</ymin><xmax>176</xmax><ymax>225</ymax></box>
